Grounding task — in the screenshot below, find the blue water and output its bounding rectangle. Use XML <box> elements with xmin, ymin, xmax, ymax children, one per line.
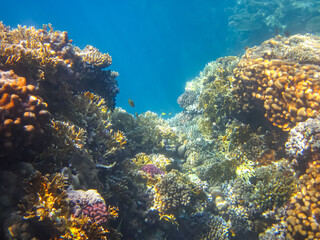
<box><xmin>1</xmin><ymin>0</ymin><xmax>233</xmax><ymax>115</ymax></box>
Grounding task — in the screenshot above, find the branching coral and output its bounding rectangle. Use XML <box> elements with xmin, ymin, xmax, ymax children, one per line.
<box><xmin>76</xmin><ymin>45</ymin><xmax>112</xmax><ymax>68</ymax></box>
<box><xmin>197</xmin><ymin>57</ymin><xmax>239</xmax><ymax>138</ymax></box>
<box><xmin>18</xmin><ymin>172</ymin><xmax>118</xmax><ymax>239</ymax></box>
<box><xmin>219</xmin><ymin>161</ymin><xmax>296</xmax><ymax>236</ymax></box>
<box><xmin>0</xmin><ymin>22</ymin><xmax>119</xmax><ymax>110</ymax></box>
<box><xmin>151</xmin><ymin>170</ymin><xmax>194</xmax><ymax>224</ymax></box>
<box><xmin>65</xmin><ymin>92</ymin><xmax>126</xmax><ymax>163</ymax></box>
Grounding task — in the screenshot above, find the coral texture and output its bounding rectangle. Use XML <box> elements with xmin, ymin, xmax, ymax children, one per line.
<box><xmin>0</xmin><ymin>70</ymin><xmax>49</xmax><ymax>150</ymax></box>
<box><xmin>285</xmin><ymin>160</ymin><xmax>320</xmax><ymax>240</ymax></box>
<box><xmin>234</xmin><ymin>34</ymin><xmax>320</xmax><ymax>130</ymax></box>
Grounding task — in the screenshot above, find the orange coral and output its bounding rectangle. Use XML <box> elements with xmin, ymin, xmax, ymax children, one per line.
<box><xmin>0</xmin><ymin>70</ymin><xmax>50</xmax><ymax>149</ymax></box>
<box><xmin>235</xmin><ymin>49</ymin><xmax>320</xmax><ymax>131</ymax></box>
<box><xmin>285</xmin><ymin>160</ymin><xmax>320</xmax><ymax>239</ymax></box>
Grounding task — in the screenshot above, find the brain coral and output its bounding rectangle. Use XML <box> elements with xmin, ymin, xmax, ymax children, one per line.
<box><xmin>0</xmin><ymin>70</ymin><xmax>49</xmax><ymax>151</ymax></box>
<box><xmin>234</xmin><ymin>34</ymin><xmax>320</xmax><ymax>131</ymax></box>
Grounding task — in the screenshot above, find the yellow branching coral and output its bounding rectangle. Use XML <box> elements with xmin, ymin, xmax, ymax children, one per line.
<box><xmin>0</xmin><ymin>22</ymin><xmax>70</xmax><ymax>68</ymax></box>
<box><xmin>51</xmin><ymin>120</ymin><xmax>87</xmax><ymax>149</ymax></box>
<box><xmin>77</xmin><ymin>45</ymin><xmax>112</xmax><ymax>68</ymax></box>
<box><xmin>20</xmin><ymin>173</ymin><xmax>117</xmax><ymax>239</ymax></box>
<box><xmin>132</xmin><ymin>152</ymin><xmax>173</xmax><ymax>170</ymax></box>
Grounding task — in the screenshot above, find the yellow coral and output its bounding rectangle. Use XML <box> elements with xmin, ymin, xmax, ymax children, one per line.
<box><xmin>0</xmin><ymin>22</ymin><xmax>69</xmax><ymax>68</ymax></box>
<box><xmin>285</xmin><ymin>160</ymin><xmax>320</xmax><ymax>239</ymax></box>
<box><xmin>234</xmin><ymin>41</ymin><xmax>320</xmax><ymax>131</ymax></box>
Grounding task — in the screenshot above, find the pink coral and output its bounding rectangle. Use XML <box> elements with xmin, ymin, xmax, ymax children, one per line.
<box><xmin>141</xmin><ymin>164</ymin><xmax>165</xmax><ymax>177</ymax></box>
<box><xmin>75</xmin><ymin>202</ymin><xmax>109</xmax><ymax>225</ymax></box>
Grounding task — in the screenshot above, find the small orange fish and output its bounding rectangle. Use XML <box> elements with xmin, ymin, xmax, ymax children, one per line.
<box><xmin>84</xmin><ymin>91</ymin><xmax>94</xmax><ymax>99</ymax></box>
<box><xmin>128</xmin><ymin>99</ymin><xmax>135</xmax><ymax>107</ymax></box>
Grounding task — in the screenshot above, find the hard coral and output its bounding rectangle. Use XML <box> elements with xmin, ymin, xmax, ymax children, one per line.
<box><xmin>0</xmin><ymin>22</ymin><xmax>119</xmax><ymax>109</ymax></box>
<box><xmin>19</xmin><ymin>173</ymin><xmax>117</xmax><ymax>239</ymax></box>
<box><xmin>68</xmin><ymin>189</ymin><xmax>119</xmax><ymax>225</ymax></box>
<box><xmin>0</xmin><ymin>70</ymin><xmax>49</xmax><ymax>151</ymax></box>
<box><xmin>77</xmin><ymin>45</ymin><xmax>112</xmax><ymax>68</ymax></box>
<box><xmin>286</xmin><ymin>118</ymin><xmax>320</xmax><ymax>165</ymax></box>
<box><xmin>141</xmin><ymin>164</ymin><xmax>165</xmax><ymax>178</ymax></box>
<box><xmin>234</xmin><ymin>34</ymin><xmax>320</xmax><ymax>131</ymax></box>
<box><xmin>152</xmin><ymin>170</ymin><xmax>192</xmax><ymax>223</ymax></box>
<box><xmin>285</xmin><ymin>160</ymin><xmax>320</xmax><ymax>240</ymax></box>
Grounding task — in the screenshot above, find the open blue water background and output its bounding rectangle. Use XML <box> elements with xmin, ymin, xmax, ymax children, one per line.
<box><xmin>1</xmin><ymin>0</ymin><xmax>236</xmax><ymax>115</ymax></box>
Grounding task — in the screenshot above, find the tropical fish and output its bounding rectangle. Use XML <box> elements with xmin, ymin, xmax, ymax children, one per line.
<box><xmin>84</xmin><ymin>91</ymin><xmax>94</xmax><ymax>99</ymax></box>
<box><xmin>161</xmin><ymin>112</ymin><xmax>166</xmax><ymax>116</ymax></box>
<box><xmin>128</xmin><ymin>99</ymin><xmax>135</xmax><ymax>107</ymax></box>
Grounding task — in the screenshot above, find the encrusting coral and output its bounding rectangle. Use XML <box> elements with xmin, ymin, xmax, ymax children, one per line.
<box><xmin>234</xmin><ymin>34</ymin><xmax>320</xmax><ymax>131</ymax></box>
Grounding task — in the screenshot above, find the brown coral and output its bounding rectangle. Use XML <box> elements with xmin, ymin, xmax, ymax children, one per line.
<box><xmin>234</xmin><ymin>35</ymin><xmax>320</xmax><ymax>131</ymax></box>
<box><xmin>0</xmin><ymin>70</ymin><xmax>50</xmax><ymax>149</ymax></box>
<box><xmin>285</xmin><ymin>160</ymin><xmax>320</xmax><ymax>240</ymax></box>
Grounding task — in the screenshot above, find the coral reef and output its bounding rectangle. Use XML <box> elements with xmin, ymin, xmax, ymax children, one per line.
<box><xmin>111</xmin><ymin>109</ymin><xmax>183</xmax><ymax>156</ymax></box>
<box><xmin>234</xmin><ymin>34</ymin><xmax>320</xmax><ymax>130</ymax></box>
<box><xmin>141</xmin><ymin>164</ymin><xmax>165</xmax><ymax>178</ymax></box>
<box><xmin>227</xmin><ymin>0</ymin><xmax>320</xmax><ymax>50</ymax></box>
<box><xmin>0</xmin><ymin>22</ymin><xmax>118</xmax><ymax>109</ymax></box>
<box><xmin>3</xmin><ymin>20</ymin><xmax>320</xmax><ymax>240</ymax></box>
<box><xmin>76</xmin><ymin>45</ymin><xmax>112</xmax><ymax>68</ymax></box>
<box><xmin>285</xmin><ymin>160</ymin><xmax>320</xmax><ymax>240</ymax></box>
<box><xmin>68</xmin><ymin>189</ymin><xmax>119</xmax><ymax>225</ymax></box>
<box><xmin>8</xmin><ymin>172</ymin><xmax>119</xmax><ymax>239</ymax></box>
<box><xmin>0</xmin><ymin>70</ymin><xmax>50</xmax><ymax>155</ymax></box>
<box><xmin>286</xmin><ymin>117</ymin><xmax>320</xmax><ymax>169</ymax></box>
<box><xmin>219</xmin><ymin>161</ymin><xmax>296</xmax><ymax>236</ymax></box>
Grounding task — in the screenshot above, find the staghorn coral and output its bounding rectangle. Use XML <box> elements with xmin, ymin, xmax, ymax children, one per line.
<box><xmin>285</xmin><ymin>160</ymin><xmax>320</xmax><ymax>240</ymax></box>
<box><xmin>0</xmin><ymin>70</ymin><xmax>50</xmax><ymax>154</ymax></box>
<box><xmin>234</xmin><ymin>34</ymin><xmax>320</xmax><ymax>131</ymax></box>
<box><xmin>76</xmin><ymin>45</ymin><xmax>112</xmax><ymax>68</ymax></box>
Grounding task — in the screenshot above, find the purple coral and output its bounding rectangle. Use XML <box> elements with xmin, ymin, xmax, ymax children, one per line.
<box><xmin>141</xmin><ymin>164</ymin><xmax>164</xmax><ymax>177</ymax></box>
